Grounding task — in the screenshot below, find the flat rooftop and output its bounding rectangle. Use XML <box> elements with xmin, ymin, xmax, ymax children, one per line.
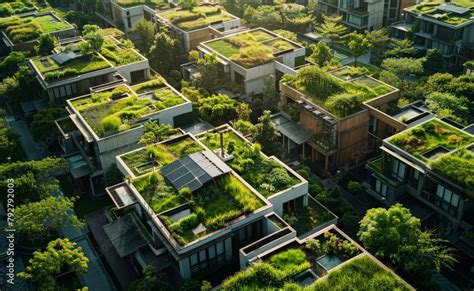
<box><xmin>31</xmin><ymin>35</ymin><xmax>144</xmax><ymax>83</ymax></box>
<box><xmin>114</xmin><ymin>0</ymin><xmax>160</xmax><ymax>8</ymax></box>
<box><xmin>202</xmin><ymin>28</ymin><xmax>302</xmax><ymax>68</ymax></box>
<box><xmin>388</xmin><ymin>118</ymin><xmax>473</xmax><ymax>191</ymax></box>
<box><xmin>0</xmin><ymin>12</ymin><xmax>72</xmax><ymax>44</ymax></box>
<box><xmin>283</xmin><ymin>66</ymin><xmax>396</xmax><ymax>118</ymax></box>
<box><xmin>69</xmin><ymin>77</ymin><xmax>185</xmax><ymax>138</ymax></box>
<box><xmin>0</xmin><ymin>1</ymin><xmax>36</xmax><ymax>17</ymax></box>
<box><xmin>406</xmin><ymin>1</ymin><xmax>474</xmax><ymax>26</ymax></box>
<box><xmin>196</xmin><ymin>125</ymin><xmax>303</xmax><ymax>198</ymax></box>
<box><xmin>118</xmin><ymin>135</ymin><xmax>266</xmax><ymax>246</ymax></box>
<box><xmin>157</xmin><ymin>5</ymin><xmax>236</xmax><ymax>32</ymax></box>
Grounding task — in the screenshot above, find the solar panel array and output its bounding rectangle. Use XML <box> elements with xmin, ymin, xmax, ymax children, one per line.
<box><xmin>161</xmin><ymin>150</ymin><xmax>231</xmax><ymax>192</ymax></box>
<box><xmin>437</xmin><ymin>4</ymin><xmax>470</xmax><ymax>15</ymax></box>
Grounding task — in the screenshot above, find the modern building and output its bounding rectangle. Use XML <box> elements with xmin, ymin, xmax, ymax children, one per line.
<box><xmin>391</xmin><ymin>1</ymin><xmax>474</xmax><ymax>67</ymax></box>
<box><xmin>54</xmin><ymin>76</ymin><xmax>193</xmax><ymax>196</ymax></box>
<box><xmin>276</xmin><ymin>65</ymin><xmax>401</xmax><ymax>175</ymax></box>
<box><xmin>100</xmin><ymin>124</ymin><xmax>337</xmax><ymax>280</ymax></box>
<box><xmin>29</xmin><ymin>34</ymin><xmax>150</xmax><ymax>104</ymax></box>
<box><xmin>192</xmin><ymin>28</ymin><xmax>306</xmax><ymax>96</ymax></box>
<box><xmin>0</xmin><ymin>11</ymin><xmax>75</xmax><ymax>54</ymax></box>
<box><xmin>156</xmin><ymin>4</ymin><xmax>241</xmax><ymax>51</ymax></box>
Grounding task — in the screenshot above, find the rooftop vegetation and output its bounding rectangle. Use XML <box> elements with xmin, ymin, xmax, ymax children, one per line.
<box><xmin>100</xmin><ymin>37</ymin><xmax>143</xmax><ymax>66</ymax></box>
<box><xmin>115</xmin><ymin>0</ymin><xmax>160</xmax><ymax>8</ymax></box>
<box><xmin>198</xmin><ymin>128</ymin><xmax>301</xmax><ymax>197</ymax></box>
<box><xmin>283</xmin><ymin>66</ymin><xmax>394</xmax><ymax>117</ymax></box>
<box><xmin>408</xmin><ymin>1</ymin><xmax>474</xmax><ymax>25</ymax></box>
<box><xmin>205</xmin><ymin>29</ymin><xmax>297</xmax><ymax>68</ymax></box>
<box><xmin>0</xmin><ymin>1</ymin><xmax>36</xmax><ymax>17</ymax></box>
<box><xmin>73</xmin><ymin>83</ymin><xmax>184</xmax><ymax>137</ymax></box>
<box><xmin>33</xmin><ymin>54</ymin><xmax>111</xmax><ymax>82</ymax></box>
<box><xmin>430</xmin><ymin>149</ymin><xmax>474</xmax><ymax>191</ymax></box>
<box><xmin>158</xmin><ymin>5</ymin><xmax>233</xmax><ymax>31</ymax></box>
<box><xmin>283</xmin><ymin>197</ymin><xmax>336</xmax><ymax>235</ymax></box>
<box><xmin>0</xmin><ymin>14</ymin><xmax>71</xmax><ymax>43</ymax></box>
<box><xmin>389</xmin><ymin>119</ymin><xmax>474</xmax><ymax>161</ymax></box>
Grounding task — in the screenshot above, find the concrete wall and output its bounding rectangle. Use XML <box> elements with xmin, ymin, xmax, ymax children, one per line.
<box><xmin>268</xmin><ymin>183</ymin><xmax>308</xmax><ymax>216</ymax></box>
<box><xmin>115</xmin><ymin>58</ymin><xmax>150</xmax><ymax>84</ymax></box>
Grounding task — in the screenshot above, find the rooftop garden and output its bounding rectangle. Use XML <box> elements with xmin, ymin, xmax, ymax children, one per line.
<box><xmin>115</xmin><ymin>0</ymin><xmax>160</xmax><ymax>8</ymax></box>
<box><xmin>388</xmin><ymin>119</ymin><xmax>474</xmax><ymax>161</ymax></box>
<box><xmin>71</xmin><ymin>80</ymin><xmax>185</xmax><ymax>137</ymax></box>
<box><xmin>198</xmin><ymin>128</ymin><xmax>301</xmax><ymax>197</ymax></box>
<box><xmin>100</xmin><ymin>37</ymin><xmax>143</xmax><ymax>66</ymax></box>
<box><xmin>33</xmin><ymin>54</ymin><xmax>111</xmax><ymax>82</ymax></box>
<box><xmin>0</xmin><ymin>1</ymin><xmax>36</xmax><ymax>17</ymax></box>
<box><xmin>159</xmin><ymin>174</ymin><xmax>265</xmax><ymax>245</ymax></box>
<box><xmin>408</xmin><ymin>1</ymin><xmax>474</xmax><ymax>25</ymax></box>
<box><xmin>283</xmin><ymin>197</ymin><xmax>336</xmax><ymax>236</ymax></box>
<box><xmin>158</xmin><ymin>5</ymin><xmax>233</xmax><ymax>31</ymax></box>
<box><xmin>0</xmin><ymin>14</ymin><xmax>71</xmax><ymax>43</ymax></box>
<box><xmin>282</xmin><ymin>66</ymin><xmax>394</xmax><ymax>117</ymax></box>
<box><xmin>223</xmin><ymin>231</ymin><xmax>365</xmax><ymax>289</ymax></box>
<box><xmin>430</xmin><ymin>149</ymin><xmax>474</xmax><ymax>191</ymax></box>
<box><xmin>205</xmin><ymin>29</ymin><xmax>297</xmax><ymax>68</ymax></box>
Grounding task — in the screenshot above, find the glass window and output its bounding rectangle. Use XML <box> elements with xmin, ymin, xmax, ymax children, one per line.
<box><xmin>451</xmin><ymin>194</ymin><xmax>459</xmax><ymax>207</ymax></box>
<box><xmin>208</xmin><ymin>246</ymin><xmax>216</xmax><ymax>259</ymax></box>
<box><xmin>216</xmin><ymin>242</ymin><xmax>224</xmax><ymax>255</ymax></box>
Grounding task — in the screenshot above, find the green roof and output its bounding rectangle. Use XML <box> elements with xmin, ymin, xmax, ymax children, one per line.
<box><xmin>158</xmin><ymin>5</ymin><xmax>234</xmax><ymax>31</ymax></box>
<box><xmin>0</xmin><ymin>1</ymin><xmax>36</xmax><ymax>17</ymax></box>
<box><xmin>407</xmin><ymin>1</ymin><xmax>474</xmax><ymax>25</ymax></box>
<box><xmin>115</xmin><ymin>0</ymin><xmax>160</xmax><ymax>8</ymax></box>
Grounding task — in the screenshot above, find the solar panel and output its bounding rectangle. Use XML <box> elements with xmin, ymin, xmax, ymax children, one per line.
<box><xmin>51</xmin><ymin>51</ymin><xmax>80</xmax><ymax>65</ymax></box>
<box><xmin>437</xmin><ymin>4</ymin><xmax>470</xmax><ymax>15</ymax></box>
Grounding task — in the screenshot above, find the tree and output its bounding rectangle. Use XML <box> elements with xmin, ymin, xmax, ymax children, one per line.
<box><xmin>197</xmin><ymin>93</ymin><xmax>236</xmax><ymax>124</ymax></box>
<box><xmin>234</xmin><ymin>119</ymin><xmax>255</xmax><ymax>136</ymax></box>
<box><xmin>81</xmin><ymin>30</ymin><xmax>104</xmax><ymax>54</ymax></box>
<box><xmin>131</xmin><ymin>19</ymin><xmax>155</xmax><ymax>53</ymax></box>
<box><xmin>251</xmin><ymin>110</ymin><xmax>280</xmax><ymax>155</ymax></box>
<box><xmin>0</xmin><ymin>113</ymin><xmax>19</xmax><ymax>162</ymax></box>
<box><xmin>31</xmin><ymin>108</ymin><xmax>68</xmax><ymax>141</ymax></box>
<box><xmin>347</xmin><ymin>180</ymin><xmax>362</xmax><ymax>194</ymax></box>
<box><xmin>381</xmin><ymin>57</ymin><xmax>424</xmax><ymax>80</ymax></box>
<box><xmin>179</xmin><ymin>0</ymin><xmax>198</xmax><ymax>10</ymax></box>
<box><xmin>423</xmin><ymin>48</ymin><xmax>444</xmax><ymax>75</ymax></box>
<box><xmin>15</xmin><ymin>196</ymin><xmax>83</xmax><ymax>242</ymax></box>
<box><xmin>366</xmin><ymin>28</ymin><xmax>390</xmax><ymax>65</ymax></box>
<box><xmin>262</xmin><ymin>74</ymin><xmax>278</xmax><ymax>110</ymax></box>
<box><xmin>36</xmin><ymin>34</ymin><xmax>56</xmax><ymax>56</ymax></box>
<box><xmin>347</xmin><ymin>32</ymin><xmax>369</xmax><ymax>66</ymax></box>
<box><xmin>425</xmin><ymin>92</ymin><xmax>469</xmax><ymax>125</ymax></box>
<box><xmin>236</xmin><ymin>102</ymin><xmax>252</xmax><ymax>121</ymax></box>
<box><xmin>0</xmin><ymin>66</ymin><xmax>37</xmax><ymax>102</ymax></box>
<box><xmin>19</xmin><ymin>238</ymin><xmax>89</xmax><ymax>290</ymax></box>
<box><xmin>385</xmin><ymin>38</ymin><xmax>416</xmax><ymax>57</ymax></box>
<box><xmin>424</xmin><ymin>73</ymin><xmax>474</xmax><ymax>103</ymax></box>
<box><xmin>149</xmin><ymin>32</ymin><xmax>178</xmax><ymax>76</ymax></box>
<box><xmin>243</xmin><ymin>5</ymin><xmax>281</xmax><ymax>29</ymax></box>
<box><xmin>316</xmin><ymin>15</ymin><xmax>347</xmax><ymax>45</ymax></box>
<box><xmin>82</xmin><ymin>24</ymin><xmax>100</xmax><ymax>35</ymax></box>
<box><xmin>325</xmin><ymin>92</ymin><xmax>360</xmax><ymax>117</ymax></box>
<box><xmin>139</xmin><ymin>120</ymin><xmax>178</xmax><ymax>144</ymax></box>
<box><xmin>189</xmin><ymin>50</ymin><xmax>220</xmax><ymax>92</ymax></box>
<box><xmin>310</xmin><ymin>41</ymin><xmax>334</xmax><ymax>67</ymax></box>
<box><xmin>0</xmin><ymin>51</ymin><xmax>27</xmax><ymax>76</ymax></box>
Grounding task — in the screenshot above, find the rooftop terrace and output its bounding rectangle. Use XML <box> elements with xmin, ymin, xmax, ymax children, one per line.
<box><xmin>119</xmin><ymin>135</ymin><xmax>266</xmax><ymax>246</ymax></box>
<box><xmin>203</xmin><ymin>28</ymin><xmax>300</xmax><ymax>68</ymax></box>
<box><xmin>115</xmin><ymin>0</ymin><xmax>160</xmax><ymax>8</ymax></box>
<box><xmin>69</xmin><ymin>77</ymin><xmax>185</xmax><ymax>138</ymax></box>
<box><xmin>388</xmin><ymin>119</ymin><xmax>474</xmax><ymax>190</ymax></box>
<box><xmin>407</xmin><ymin>1</ymin><xmax>474</xmax><ymax>26</ymax></box>
<box><xmin>283</xmin><ymin>66</ymin><xmax>396</xmax><ymax>118</ymax></box>
<box><xmin>0</xmin><ymin>12</ymin><xmax>72</xmax><ymax>43</ymax></box>
<box><xmin>0</xmin><ymin>1</ymin><xmax>36</xmax><ymax>17</ymax></box>
<box><xmin>158</xmin><ymin>5</ymin><xmax>235</xmax><ymax>32</ymax></box>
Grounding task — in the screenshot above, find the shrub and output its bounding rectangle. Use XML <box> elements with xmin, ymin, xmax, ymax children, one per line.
<box><xmin>305</xmin><ymin>239</ymin><xmax>321</xmax><ymax>254</ymax></box>
<box><xmin>268</xmin><ymin>167</ymin><xmax>292</xmax><ymax>189</ymax></box>
<box><xmin>205</xmin><ymin>209</ymin><xmax>241</xmax><ymax>230</ymax></box>
<box><xmin>411</xmin><ymin>127</ymin><xmax>425</xmax><ymax>137</ymax></box>
<box><xmin>100</xmin><ymin>115</ymin><xmax>121</xmax><ymax>133</ymax></box>
<box><xmin>170</xmin><ymin>213</ymin><xmax>199</xmax><ymax>234</ymax></box>
<box><xmin>44</xmin><ymin>68</ymin><xmax>78</xmax><ymax>81</ymax></box>
<box><xmin>347</xmin><ymin>180</ymin><xmax>362</xmax><ymax>194</ymax></box>
<box><xmin>270</xmin><ymin>249</ymin><xmax>307</xmax><ymax>271</ymax></box>
<box><xmin>447</xmin><ymin>134</ymin><xmax>463</xmax><ymax>145</ymax></box>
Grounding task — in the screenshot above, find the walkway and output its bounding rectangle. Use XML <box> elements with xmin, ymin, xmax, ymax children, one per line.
<box><xmin>9</xmin><ymin>119</ymin><xmax>44</xmax><ymax>160</ymax></box>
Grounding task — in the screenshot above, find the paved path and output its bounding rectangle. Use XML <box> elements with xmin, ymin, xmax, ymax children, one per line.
<box><xmin>9</xmin><ymin>119</ymin><xmax>44</xmax><ymax>160</ymax></box>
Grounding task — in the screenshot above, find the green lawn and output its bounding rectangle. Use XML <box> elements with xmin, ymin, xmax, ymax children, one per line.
<box><xmin>206</xmin><ymin>39</ymin><xmax>240</xmax><ymax>57</ymax></box>
<box><xmin>35</xmin><ymin>15</ymin><xmax>71</xmax><ymax>33</ymax></box>
<box><xmin>115</xmin><ymin>0</ymin><xmax>160</xmax><ymax>7</ymax></box>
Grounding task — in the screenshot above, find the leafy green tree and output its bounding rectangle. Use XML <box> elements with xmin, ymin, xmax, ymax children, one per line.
<box><xmin>19</xmin><ymin>238</ymin><xmax>89</xmax><ymax>290</ymax></box>
<box><xmin>0</xmin><ymin>157</ymin><xmax>68</xmax><ymax>204</ymax></box>
<box><xmin>189</xmin><ymin>50</ymin><xmax>220</xmax><ymax>92</ymax></box>
<box><xmin>424</xmin><ymin>73</ymin><xmax>474</xmax><ymax>102</ymax></box>
<box><xmin>139</xmin><ymin>120</ymin><xmax>178</xmax><ymax>144</ymax></box>
<box><xmin>310</xmin><ymin>41</ymin><xmax>334</xmax><ymax>67</ymax></box>
<box><xmin>0</xmin><ymin>66</ymin><xmax>37</xmax><ymax>102</ymax></box>
<box><xmin>251</xmin><ymin>110</ymin><xmax>280</xmax><ymax>155</ymax></box>
<box><xmin>243</xmin><ymin>5</ymin><xmax>281</xmax><ymax>29</ymax></box>
<box><xmin>348</xmin><ymin>32</ymin><xmax>369</xmax><ymax>66</ymax></box>
<box><xmin>181</xmin><ymin>86</ymin><xmax>206</xmax><ymax>103</ymax></box>
<box><xmin>316</xmin><ymin>15</ymin><xmax>347</xmax><ymax>45</ymax></box>
<box><xmin>423</xmin><ymin>48</ymin><xmax>444</xmax><ymax>75</ymax></box>
<box><xmin>262</xmin><ymin>74</ymin><xmax>278</xmax><ymax>110</ymax></box>
<box><xmin>325</xmin><ymin>93</ymin><xmax>359</xmax><ymax>117</ymax></box>
<box><xmin>366</xmin><ymin>28</ymin><xmax>389</xmax><ymax>65</ymax></box>
<box><xmin>385</xmin><ymin>39</ymin><xmax>416</xmax><ymax>57</ymax></box>
<box><xmin>149</xmin><ymin>32</ymin><xmax>178</xmax><ymax>76</ymax></box>
<box><xmin>0</xmin><ymin>51</ymin><xmax>27</xmax><ymax>76</ymax></box>
<box><xmin>0</xmin><ymin>110</ymin><xmax>19</xmax><ymax>162</ymax></box>
<box><xmin>131</xmin><ymin>19</ymin><xmax>155</xmax><ymax>53</ymax></box>
<box><xmin>236</xmin><ymin>102</ymin><xmax>252</xmax><ymax>121</ymax></box>
<box><xmin>425</xmin><ymin>92</ymin><xmax>469</xmax><ymax>125</ymax></box>
<box><xmin>381</xmin><ymin>57</ymin><xmax>424</xmax><ymax>80</ymax></box>
<box><xmin>82</xmin><ymin>24</ymin><xmax>100</xmax><ymax>35</ymax></box>
<box><xmin>81</xmin><ymin>30</ymin><xmax>104</xmax><ymax>54</ymax></box>
<box><xmin>234</xmin><ymin>119</ymin><xmax>255</xmax><ymax>136</ymax></box>
<box><xmin>31</xmin><ymin>108</ymin><xmax>68</xmax><ymax>141</ymax></box>
<box><xmin>36</xmin><ymin>34</ymin><xmax>56</xmax><ymax>56</ymax></box>
<box><xmin>347</xmin><ymin>180</ymin><xmax>362</xmax><ymax>194</ymax></box>
<box><xmin>179</xmin><ymin>0</ymin><xmax>198</xmax><ymax>10</ymax></box>
<box><xmin>15</xmin><ymin>196</ymin><xmax>83</xmax><ymax>241</ymax></box>
<box><xmin>197</xmin><ymin>93</ymin><xmax>236</xmax><ymax>124</ymax></box>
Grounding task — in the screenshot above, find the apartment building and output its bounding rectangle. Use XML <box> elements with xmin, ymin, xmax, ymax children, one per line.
<box><xmin>277</xmin><ymin>65</ymin><xmax>401</xmax><ymax>175</ymax></box>
<box><xmin>54</xmin><ymin>76</ymin><xmax>192</xmax><ymax>196</ymax></box>
<box><xmin>0</xmin><ymin>11</ymin><xmax>75</xmax><ymax>54</ymax></box>
<box><xmin>29</xmin><ymin>34</ymin><xmax>150</xmax><ymax>104</ymax></box>
<box><xmin>193</xmin><ymin>28</ymin><xmax>306</xmax><ymax>96</ymax></box>
<box><xmin>391</xmin><ymin>1</ymin><xmax>474</xmax><ymax>67</ymax></box>
<box><xmin>100</xmin><ymin>124</ymin><xmax>337</xmax><ymax>280</ymax></box>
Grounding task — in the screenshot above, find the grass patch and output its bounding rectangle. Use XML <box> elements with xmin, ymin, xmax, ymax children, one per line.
<box><xmin>100</xmin><ymin>38</ymin><xmax>143</xmax><ymax>66</ymax></box>
<box><xmin>283</xmin><ymin>197</ymin><xmax>335</xmax><ymax>235</ymax></box>
<box><xmin>430</xmin><ymin>149</ymin><xmax>474</xmax><ymax>191</ymax></box>
<box><xmin>0</xmin><ymin>14</ymin><xmax>70</xmax><ymax>43</ymax></box>
<box><xmin>115</xmin><ymin>0</ymin><xmax>160</xmax><ymax>8</ymax></box>
<box><xmin>158</xmin><ymin>5</ymin><xmax>232</xmax><ymax>31</ymax></box>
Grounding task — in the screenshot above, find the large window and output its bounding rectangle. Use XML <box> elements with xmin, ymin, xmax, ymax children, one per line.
<box><xmin>189</xmin><ymin>241</ymin><xmax>226</xmax><ymax>274</ymax></box>
<box><xmin>375</xmin><ymin>179</ymin><xmax>387</xmax><ymax>198</ymax></box>
<box><xmin>391</xmin><ymin>159</ymin><xmax>406</xmax><ymax>182</ymax></box>
<box><xmin>435</xmin><ymin>184</ymin><xmax>460</xmax><ymax>216</ymax></box>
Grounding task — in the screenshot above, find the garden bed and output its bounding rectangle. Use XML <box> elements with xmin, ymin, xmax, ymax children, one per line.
<box><xmin>158</xmin><ymin>5</ymin><xmax>233</xmax><ymax>31</ymax></box>
<box><xmin>100</xmin><ymin>37</ymin><xmax>144</xmax><ymax>66</ymax></box>
<box><xmin>0</xmin><ymin>14</ymin><xmax>71</xmax><ymax>43</ymax></box>
<box><xmin>115</xmin><ymin>0</ymin><xmax>160</xmax><ymax>8</ymax></box>
<box><xmin>283</xmin><ymin>197</ymin><xmax>336</xmax><ymax>236</ymax></box>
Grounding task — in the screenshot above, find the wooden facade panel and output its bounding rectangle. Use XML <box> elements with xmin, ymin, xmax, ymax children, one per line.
<box><xmin>337</xmin><ymin>110</ymin><xmax>369</xmax><ymax>132</ymax></box>
<box><xmin>300</xmin><ymin>110</ymin><xmax>324</xmax><ymax>135</ymax></box>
